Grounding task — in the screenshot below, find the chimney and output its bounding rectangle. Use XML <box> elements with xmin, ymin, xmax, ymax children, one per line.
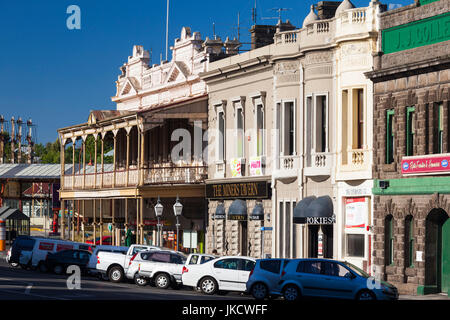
<box><xmin>224</xmin><ymin>37</ymin><xmax>241</xmax><ymax>55</ymax></box>
<box><xmin>203</xmin><ymin>36</ymin><xmax>224</xmax><ymax>55</ymax></box>
<box><xmin>317</xmin><ymin>1</ymin><xmax>342</xmax><ymax>19</ymax></box>
<box><xmin>276</xmin><ymin>19</ymin><xmax>296</xmax><ymax>33</ymax></box>
<box><xmin>249</xmin><ymin>25</ymin><xmax>277</xmax><ymax>49</ymax></box>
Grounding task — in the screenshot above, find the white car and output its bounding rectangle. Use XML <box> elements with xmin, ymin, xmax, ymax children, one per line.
<box><xmin>126</xmin><ymin>250</ymin><xmax>187</xmax><ymax>289</ymax></box>
<box><xmin>87</xmin><ymin>245</ymin><xmax>129</xmax><ymax>278</ymax></box>
<box><xmin>182</xmin><ymin>256</ymin><xmax>256</xmax><ymax>295</ymax></box>
<box><xmin>184</xmin><ymin>253</ymin><xmax>217</xmax><ymax>267</ymax></box>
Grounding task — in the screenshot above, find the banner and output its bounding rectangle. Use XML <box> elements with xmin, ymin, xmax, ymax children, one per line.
<box><xmin>230</xmin><ymin>158</ymin><xmax>242</xmax><ymax>177</ymax></box>
<box><xmin>249</xmin><ymin>157</ymin><xmax>263</xmax><ymax>176</ymax></box>
<box><xmin>345</xmin><ymin>197</ymin><xmax>367</xmax><ymax>228</ymax></box>
<box><xmin>402</xmin><ymin>154</ymin><xmax>450</xmax><ymax>175</ymax></box>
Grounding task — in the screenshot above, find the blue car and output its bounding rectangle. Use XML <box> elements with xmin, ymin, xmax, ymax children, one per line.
<box><xmin>278</xmin><ymin>258</ymin><xmax>398</xmax><ymax>301</ymax></box>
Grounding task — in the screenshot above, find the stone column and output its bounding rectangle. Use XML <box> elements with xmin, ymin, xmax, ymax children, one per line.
<box><xmin>126</xmin><ymin>129</ymin><xmax>130</xmax><ymax>186</ymax></box>
<box><xmin>93</xmin><ymin>199</ymin><xmax>96</xmax><ymax>244</ymax></box>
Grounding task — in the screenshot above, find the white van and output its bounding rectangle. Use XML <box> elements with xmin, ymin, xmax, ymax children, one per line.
<box><xmin>13</xmin><ymin>237</ymin><xmax>92</xmax><ymax>271</ymax></box>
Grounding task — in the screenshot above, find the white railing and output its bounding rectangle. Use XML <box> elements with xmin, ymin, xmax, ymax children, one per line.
<box><xmin>279</xmin><ymin>155</ymin><xmax>301</xmax><ymax>171</ymax></box>
<box><xmin>144</xmin><ymin>166</ymin><xmax>207</xmax><ymax>184</ymax></box>
<box><xmin>347</xmin><ymin>149</ymin><xmax>370</xmax><ymax>166</ymax></box>
<box><xmin>305</xmin><ymin>152</ymin><xmax>333</xmax><ymax>176</ymax></box>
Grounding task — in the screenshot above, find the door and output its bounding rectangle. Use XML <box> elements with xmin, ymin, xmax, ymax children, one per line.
<box><xmin>237</xmin><ymin>259</ymin><xmax>256</xmax><ymax>291</ymax></box>
<box><xmin>213</xmin><ymin>258</ymin><xmax>240</xmax><ymax>290</ymax></box>
<box><xmin>442</xmin><ymin>218</ymin><xmax>450</xmax><ymax>294</ymax></box>
<box><xmin>296</xmin><ymin>260</ymin><xmax>328</xmax><ymax>297</ymax></box>
<box><xmin>320</xmin><ymin>261</ymin><xmax>356</xmax><ymax>299</ymax></box>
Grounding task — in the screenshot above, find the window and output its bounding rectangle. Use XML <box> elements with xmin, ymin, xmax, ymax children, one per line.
<box><xmin>132</xmin><ymin>246</ymin><xmax>149</xmax><ymax>255</ymax></box>
<box><xmin>170</xmin><ymin>254</ymin><xmax>185</xmax><ymax>264</ymax></box>
<box><xmin>405</xmin><ymin>215</ymin><xmax>414</xmax><ymax>268</ymax></box>
<box><xmin>385</xmin><ymin>215</ymin><xmax>394</xmax><ymax>266</ymax></box>
<box><xmin>434</xmin><ymin>102</ymin><xmax>444</xmax><ymax>154</ymax></box>
<box><xmin>240</xmin><ymin>259</ymin><xmax>256</xmax><ymax>271</ymax></box>
<box><xmin>306</xmin><ymin>96</ymin><xmax>313</xmax><ymax>164</ymax></box>
<box><xmin>347</xmin><ymin>234</ymin><xmax>364</xmax><ymax>257</ymax></box>
<box><xmin>236</xmin><ymin>107</ymin><xmax>244</xmax><ymax>158</ymax></box>
<box><xmin>18</xmin><ymin>238</ymin><xmax>35</xmax><ymax>251</ymax></box>
<box><xmin>356</xmin><ymin>89</ymin><xmax>364</xmax><ymax>149</ymax></box>
<box><xmin>296</xmin><ymin>260</ymin><xmax>321</xmax><ymax>274</ymax></box>
<box><xmin>260</xmin><ymin>259</ymin><xmax>281</xmax><ymax>274</ymax></box>
<box><xmin>189</xmin><ymin>255</ymin><xmax>199</xmax><ymax>265</ymax></box>
<box><xmin>201</xmin><ymin>256</ymin><xmax>215</xmax><ymax>264</ymax></box>
<box><xmin>218</xmin><ymin>111</ymin><xmax>225</xmax><ymax>161</ymax></box>
<box><xmin>214</xmin><ymin>258</ymin><xmax>239</xmax><ymax>270</ymax></box>
<box><xmin>322</xmin><ymin>262</ymin><xmax>351</xmax><ymax>277</ymax></box>
<box><xmin>276</xmin><ymin>102</ymin><xmax>282</xmax><ymax>156</ymax></box>
<box><xmin>150</xmin><ymin>252</ymin><xmax>171</xmax><ymax>263</ymax></box>
<box><xmin>315</xmin><ymin>95</ymin><xmax>327</xmax><ymax>153</ymax></box>
<box><xmin>406</xmin><ymin>107</ymin><xmax>415</xmax><ymax>156</ymax></box>
<box><xmin>256</xmin><ymin>104</ymin><xmax>264</xmax><ymax>156</ymax></box>
<box><xmin>386</xmin><ymin>109</ymin><xmax>395</xmax><ymax>164</ymax></box>
<box><xmin>285</xmin><ymin>102</ymin><xmax>295</xmax><ymax>156</ymax></box>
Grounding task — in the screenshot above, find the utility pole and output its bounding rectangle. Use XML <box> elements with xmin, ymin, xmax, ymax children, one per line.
<box><xmin>165</xmin><ymin>0</ymin><xmax>169</xmax><ymax>61</ymax></box>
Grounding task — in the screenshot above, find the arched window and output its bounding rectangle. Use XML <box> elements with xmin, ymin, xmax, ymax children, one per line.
<box><xmin>404</xmin><ymin>215</ymin><xmax>414</xmax><ymax>268</ymax></box>
<box><xmin>385</xmin><ymin>214</ymin><xmax>394</xmax><ymax>266</ymax></box>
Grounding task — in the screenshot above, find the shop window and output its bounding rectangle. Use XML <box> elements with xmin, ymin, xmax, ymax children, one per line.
<box><xmin>386</xmin><ymin>110</ymin><xmax>395</xmax><ymax>164</ymax></box>
<box><xmin>236</xmin><ymin>107</ymin><xmax>244</xmax><ymax>158</ymax></box>
<box><xmin>404</xmin><ymin>215</ymin><xmax>414</xmax><ymax>268</ymax></box>
<box><xmin>385</xmin><ymin>215</ymin><xmax>394</xmax><ymax>266</ymax></box>
<box><xmin>346</xmin><ymin>234</ymin><xmax>364</xmax><ymax>257</ymax></box>
<box><xmin>406</xmin><ymin>107</ymin><xmax>415</xmax><ymax>156</ymax></box>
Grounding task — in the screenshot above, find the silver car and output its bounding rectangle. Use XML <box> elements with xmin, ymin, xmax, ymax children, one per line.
<box><xmin>126</xmin><ymin>249</ymin><xmax>187</xmax><ymax>289</ymax></box>
<box><xmin>246</xmin><ymin>258</ymin><xmax>291</xmax><ymax>300</ymax></box>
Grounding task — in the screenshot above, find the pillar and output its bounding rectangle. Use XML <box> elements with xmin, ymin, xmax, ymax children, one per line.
<box><xmin>140</xmin><ymin>197</ymin><xmax>144</xmax><ymax>244</ymax></box>
<box><xmin>93</xmin><ymin>199</ymin><xmax>96</xmax><ymax>244</ymax></box>
<box><xmin>113</xmin><ymin>133</ymin><xmax>117</xmax><ymax>187</ymax></box>
<box><xmin>126</xmin><ymin>130</ymin><xmax>130</xmax><ymax>186</ymax></box>
<box><xmin>100</xmin><ymin>199</ymin><xmax>103</xmax><ymax>245</ymax></box>
<box><xmin>82</xmin><ymin>138</ymin><xmax>86</xmax><ymax>188</ymax></box>
<box><xmin>101</xmin><ymin>135</ymin><xmax>105</xmax><ymax>188</ymax></box>
<box><xmin>82</xmin><ymin>200</ymin><xmax>85</xmax><ymax>243</ymax></box>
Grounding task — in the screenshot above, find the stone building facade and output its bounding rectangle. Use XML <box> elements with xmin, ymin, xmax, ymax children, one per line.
<box><xmin>367</xmin><ymin>0</ymin><xmax>450</xmax><ymax>295</ymax></box>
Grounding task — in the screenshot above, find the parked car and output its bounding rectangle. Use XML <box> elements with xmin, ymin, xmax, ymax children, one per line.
<box><xmin>5</xmin><ymin>247</ymin><xmax>19</xmax><ymax>267</ymax></box>
<box><xmin>8</xmin><ymin>236</ymin><xmax>91</xmax><ymax>272</ymax></box>
<box><xmin>86</xmin><ymin>236</ymin><xmax>112</xmax><ymax>246</ymax></box>
<box><xmin>127</xmin><ymin>249</ymin><xmax>187</xmax><ymax>289</ymax></box>
<box><xmin>45</xmin><ymin>249</ymin><xmax>92</xmax><ymax>275</ymax></box>
<box><xmin>246</xmin><ymin>258</ymin><xmax>291</xmax><ymax>300</ymax></box>
<box><xmin>86</xmin><ymin>245</ymin><xmax>129</xmax><ymax>278</ymax></box>
<box><xmin>95</xmin><ymin>244</ymin><xmax>160</xmax><ymax>282</ymax></box>
<box><xmin>182</xmin><ymin>256</ymin><xmax>256</xmax><ymax>295</ymax></box>
<box><xmin>278</xmin><ymin>258</ymin><xmax>398</xmax><ymax>301</ymax></box>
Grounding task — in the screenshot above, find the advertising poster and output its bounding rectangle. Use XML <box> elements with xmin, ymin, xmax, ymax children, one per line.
<box><xmin>249</xmin><ymin>156</ymin><xmax>262</xmax><ymax>176</ymax></box>
<box><xmin>345</xmin><ymin>197</ymin><xmax>367</xmax><ymax>228</ymax></box>
<box><xmin>230</xmin><ymin>158</ymin><xmax>242</xmax><ymax>177</ymax></box>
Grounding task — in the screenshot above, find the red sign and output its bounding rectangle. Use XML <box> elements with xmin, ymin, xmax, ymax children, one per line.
<box><xmin>39</xmin><ymin>242</ymin><xmax>54</xmax><ymax>251</ymax></box>
<box><xmin>56</xmin><ymin>244</ymin><xmax>73</xmax><ymax>252</ymax></box>
<box><xmin>402</xmin><ymin>155</ymin><xmax>450</xmax><ymax>175</ymax></box>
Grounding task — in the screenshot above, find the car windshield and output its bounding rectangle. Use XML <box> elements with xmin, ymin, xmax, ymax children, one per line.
<box><xmin>343</xmin><ymin>261</ymin><xmax>370</xmax><ymax>278</ymax></box>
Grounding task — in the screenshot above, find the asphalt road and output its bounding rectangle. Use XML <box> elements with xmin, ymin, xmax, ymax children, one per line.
<box><xmin>0</xmin><ymin>259</ymin><xmax>252</xmax><ymax>301</ymax></box>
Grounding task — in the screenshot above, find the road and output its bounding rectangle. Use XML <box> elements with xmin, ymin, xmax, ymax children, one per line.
<box><xmin>0</xmin><ymin>259</ymin><xmax>252</xmax><ymax>301</ymax></box>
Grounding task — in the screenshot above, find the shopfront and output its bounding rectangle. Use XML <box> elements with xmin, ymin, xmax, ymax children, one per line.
<box><xmin>293</xmin><ymin>195</ymin><xmax>335</xmax><ymax>259</ymax></box>
<box><xmin>206</xmin><ymin>180</ymin><xmax>272</xmax><ymax>258</ymax></box>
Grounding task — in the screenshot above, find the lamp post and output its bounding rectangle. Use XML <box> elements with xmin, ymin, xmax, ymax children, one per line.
<box><xmin>173</xmin><ymin>195</ymin><xmax>183</xmax><ymax>251</ymax></box>
<box><xmin>154</xmin><ymin>196</ymin><xmax>163</xmax><ymax>247</ymax></box>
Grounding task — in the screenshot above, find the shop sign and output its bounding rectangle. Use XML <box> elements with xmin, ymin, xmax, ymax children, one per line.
<box><xmin>230</xmin><ymin>158</ymin><xmax>243</xmax><ymax>177</ymax></box>
<box><xmin>402</xmin><ymin>154</ymin><xmax>450</xmax><ymax>175</ymax></box>
<box><xmin>345</xmin><ymin>198</ymin><xmax>367</xmax><ymax>228</ymax></box>
<box><xmin>249</xmin><ymin>157</ymin><xmax>263</xmax><ymax>176</ymax></box>
<box><xmin>382</xmin><ymin>12</ymin><xmax>450</xmax><ymax>54</ymax></box>
<box><xmin>305</xmin><ymin>215</ymin><xmax>336</xmax><ymax>225</ymax></box>
<box><xmin>249</xmin><ymin>214</ymin><xmax>264</xmax><ymax>221</ymax></box>
<box><xmin>213</xmin><ymin>213</ymin><xmax>226</xmax><ymax>220</ymax></box>
<box><xmin>228</xmin><ymin>214</ymin><xmax>247</xmax><ymax>221</ymax></box>
<box><xmin>206</xmin><ymin>181</ymin><xmax>269</xmax><ymax>200</ymax></box>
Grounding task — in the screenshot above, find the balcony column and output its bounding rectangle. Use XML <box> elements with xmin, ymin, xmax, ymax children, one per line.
<box><xmin>93</xmin><ymin>199</ymin><xmax>96</xmax><ymax>244</ymax></box>
<box><xmin>101</xmin><ymin>132</ymin><xmax>105</xmax><ymax>188</ymax></box>
<box><xmin>71</xmin><ymin>200</ymin><xmax>75</xmax><ymax>242</ymax></box>
<box><xmin>136</xmin><ymin>197</ymin><xmax>140</xmax><ymax>244</ymax></box>
<box><xmin>139</xmin><ymin>198</ymin><xmax>144</xmax><ymax>244</ymax></box>
<box><xmin>72</xmin><ymin>137</ymin><xmax>76</xmax><ymax>189</ymax></box>
<box><xmin>94</xmin><ymin>133</ymin><xmax>98</xmax><ymax>188</ymax></box>
<box><xmin>113</xmin><ymin>130</ymin><xmax>118</xmax><ymax>188</ymax></box>
<box><xmin>126</xmin><ymin>127</ymin><xmax>131</xmax><ymax>187</ymax></box>
<box><xmin>82</xmin><ymin>136</ymin><xmax>86</xmax><ymax>189</ymax></box>
<box><xmin>60</xmin><ymin>199</ymin><xmax>65</xmax><ymax>240</ymax></box>
<box><xmin>124</xmin><ymin>198</ymin><xmax>128</xmax><ymax>234</ymax></box>
<box><xmin>111</xmin><ymin>199</ymin><xmax>115</xmax><ymax>246</ymax></box>
<box><xmin>99</xmin><ymin>199</ymin><xmax>103</xmax><ymax>245</ymax></box>
<box><xmin>139</xmin><ymin>129</ymin><xmax>145</xmax><ymax>186</ymax></box>
<box><xmin>60</xmin><ymin>136</ymin><xmax>66</xmax><ymax>190</ymax></box>
<box><xmin>82</xmin><ymin>200</ymin><xmax>85</xmax><ymax>243</ymax></box>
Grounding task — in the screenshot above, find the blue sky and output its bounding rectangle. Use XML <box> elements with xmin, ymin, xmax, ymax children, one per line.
<box><xmin>0</xmin><ymin>0</ymin><xmax>414</xmax><ymax>144</ymax></box>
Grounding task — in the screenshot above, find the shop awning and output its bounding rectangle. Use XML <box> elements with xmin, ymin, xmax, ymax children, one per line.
<box><xmin>0</xmin><ymin>207</ymin><xmax>30</xmax><ymax>221</ymax></box>
<box><xmin>293</xmin><ymin>196</ymin><xmax>335</xmax><ymax>224</ymax></box>
<box><xmin>214</xmin><ymin>203</ymin><xmax>226</xmax><ymax>220</ymax></box>
<box><xmin>228</xmin><ymin>199</ymin><xmax>247</xmax><ymax>221</ymax></box>
<box><xmin>249</xmin><ymin>202</ymin><xmax>264</xmax><ymax>221</ymax></box>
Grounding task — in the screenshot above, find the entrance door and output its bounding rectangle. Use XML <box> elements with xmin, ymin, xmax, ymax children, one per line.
<box><xmin>308</xmin><ymin>225</ymin><xmax>319</xmax><ymax>258</ymax></box>
<box><xmin>239</xmin><ymin>221</ymin><xmax>248</xmax><ymax>256</ymax></box>
<box><xmin>425</xmin><ymin>209</ymin><xmax>449</xmax><ymax>293</ymax></box>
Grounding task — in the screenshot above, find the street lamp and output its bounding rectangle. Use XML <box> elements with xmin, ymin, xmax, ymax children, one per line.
<box><xmin>173</xmin><ymin>195</ymin><xmax>183</xmax><ymax>251</ymax></box>
<box><xmin>154</xmin><ymin>196</ymin><xmax>163</xmax><ymax>247</ymax></box>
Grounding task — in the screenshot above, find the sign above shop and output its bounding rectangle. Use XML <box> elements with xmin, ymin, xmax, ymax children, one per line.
<box><xmin>401</xmin><ymin>154</ymin><xmax>450</xmax><ymax>175</ymax></box>
<box><xmin>206</xmin><ymin>181</ymin><xmax>270</xmax><ymax>200</ymax></box>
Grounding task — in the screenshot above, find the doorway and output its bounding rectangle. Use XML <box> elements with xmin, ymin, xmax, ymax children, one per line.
<box><xmin>239</xmin><ymin>221</ymin><xmax>248</xmax><ymax>256</ymax></box>
<box><xmin>425</xmin><ymin>209</ymin><xmax>450</xmax><ymax>293</ymax></box>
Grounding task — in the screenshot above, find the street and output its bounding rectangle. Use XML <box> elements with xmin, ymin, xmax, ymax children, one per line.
<box><xmin>0</xmin><ymin>259</ymin><xmax>251</xmax><ymax>301</ymax></box>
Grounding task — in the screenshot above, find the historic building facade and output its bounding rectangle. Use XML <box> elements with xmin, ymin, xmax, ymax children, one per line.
<box><xmin>367</xmin><ymin>0</ymin><xmax>450</xmax><ymax>295</ymax></box>
<box><xmin>58</xmin><ymin>27</ymin><xmax>239</xmax><ymax>252</ymax></box>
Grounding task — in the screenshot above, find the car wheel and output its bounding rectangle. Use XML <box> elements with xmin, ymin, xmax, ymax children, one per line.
<box><xmin>108</xmin><ymin>266</ymin><xmax>124</xmax><ymax>283</ymax></box>
<box><xmin>251</xmin><ymin>282</ymin><xmax>268</xmax><ymax>300</ymax></box>
<box><xmin>134</xmin><ymin>274</ymin><xmax>148</xmax><ymax>287</ymax></box>
<box><xmin>283</xmin><ymin>285</ymin><xmax>301</xmax><ymax>301</ymax></box>
<box><xmin>38</xmin><ymin>262</ymin><xmax>48</xmax><ymax>273</ymax></box>
<box><xmin>154</xmin><ymin>273</ymin><xmax>171</xmax><ymax>289</ymax></box>
<box><xmin>200</xmin><ymin>277</ymin><xmax>218</xmax><ymax>295</ymax></box>
<box><xmin>356</xmin><ymin>290</ymin><xmax>376</xmax><ymax>301</ymax></box>
<box><xmin>53</xmin><ymin>265</ymin><xmax>65</xmax><ymax>275</ymax></box>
